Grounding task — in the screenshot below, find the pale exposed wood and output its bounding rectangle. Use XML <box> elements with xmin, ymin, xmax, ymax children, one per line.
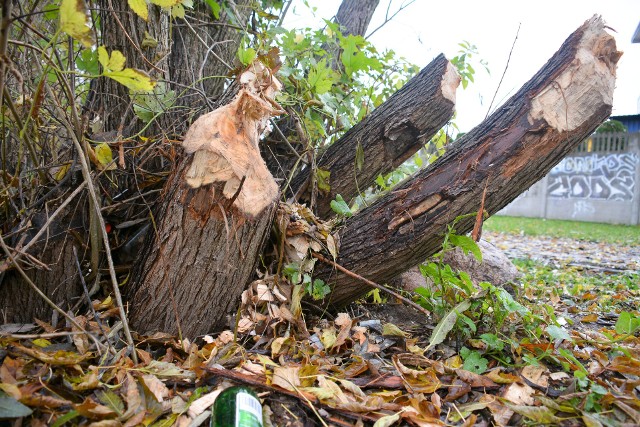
<box><xmin>181</xmin><ymin>63</ymin><xmax>284</xmax><ymax>218</ymax></box>
<box><xmin>317</xmin><ymin>16</ymin><xmax>620</xmax><ymax>307</ymax></box>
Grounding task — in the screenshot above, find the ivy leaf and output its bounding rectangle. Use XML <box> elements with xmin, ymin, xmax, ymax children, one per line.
<box><xmin>330</xmin><ymin>194</ymin><xmax>352</xmax><ymax>217</ymax></box>
<box><xmin>426</xmin><ymin>299</ymin><xmax>471</xmax><ymax>351</ymax></box>
<box><xmin>449</xmin><ymin>234</ymin><xmax>482</xmax><ymax>262</ymax></box>
<box><xmin>105</xmin><ymin>68</ymin><xmax>155</xmax><ymax>91</ymax></box>
<box><xmin>59</xmin><ymin>0</ymin><xmax>95</xmax><ymax>47</ymax></box>
<box><xmin>128</xmin><ymin>0</ymin><xmax>149</xmax><ymax>20</ymax></box>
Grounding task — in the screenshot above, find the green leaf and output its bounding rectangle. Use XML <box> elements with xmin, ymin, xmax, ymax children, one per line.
<box><xmin>104</xmin><ymin>68</ymin><xmax>156</xmax><ymax>91</ymax></box>
<box><xmin>546</xmin><ymin>325</ymin><xmax>572</xmax><ymax>342</ymax></box>
<box><xmin>237</xmin><ymin>46</ymin><xmax>257</xmax><ymax>66</ymax></box>
<box><xmin>449</xmin><ymin>234</ymin><xmax>482</xmax><ymax>261</ymax></box>
<box><xmin>355</xmin><ymin>141</ymin><xmax>364</xmax><ymax>172</ymax></box>
<box><xmin>307</xmin><ymin>59</ymin><xmax>334</xmax><ymax>94</ymax></box>
<box><xmin>205</xmin><ymin>0</ymin><xmax>221</xmax><ymax>19</ymax></box>
<box><xmin>316</xmin><ymin>168</ymin><xmax>331</xmax><ymax>194</ymax></box>
<box><xmin>615</xmin><ymin>311</ymin><xmax>640</xmax><ymax>335</ymax></box>
<box><xmin>480</xmin><ymin>333</ymin><xmax>504</xmax><ymax>351</ymax></box>
<box><xmin>76</xmin><ymin>49</ymin><xmax>99</xmax><ymax>75</ymax></box>
<box><xmin>51</xmin><ymin>410</ymin><xmax>80</xmax><ymax>427</ymax></box>
<box><xmin>44</xmin><ymin>3</ymin><xmax>60</xmax><ymax>20</ymax></box>
<box><xmin>132</xmin><ymin>83</ymin><xmax>176</xmax><ymax>122</ymax></box>
<box><xmin>462</xmin><ymin>349</ymin><xmax>488</xmax><ymax>374</ymax></box>
<box><xmin>0</xmin><ymin>394</ymin><xmax>33</xmax><ymax>418</ymax></box>
<box><xmin>426</xmin><ymin>299</ymin><xmax>471</xmax><ymax>350</ymax></box>
<box><xmin>128</xmin><ymin>0</ymin><xmax>149</xmax><ymax>20</ymax></box>
<box><xmin>59</xmin><ymin>0</ymin><xmax>95</xmax><ymax>47</ymax></box>
<box><xmin>305</xmin><ymin>279</ymin><xmax>330</xmax><ymax>300</ymax></box>
<box><xmin>330</xmin><ymin>194</ymin><xmax>352</xmax><ymax>217</ymax></box>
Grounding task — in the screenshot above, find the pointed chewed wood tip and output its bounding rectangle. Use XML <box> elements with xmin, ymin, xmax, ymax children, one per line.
<box><xmin>181</xmin><ymin>61</ymin><xmax>283</xmax><ymax>218</ymax></box>
<box><xmin>528</xmin><ymin>15</ymin><xmax>622</xmax><ymax>133</ymax></box>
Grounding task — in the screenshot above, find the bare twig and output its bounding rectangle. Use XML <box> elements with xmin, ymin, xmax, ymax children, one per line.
<box><xmin>365</xmin><ymin>0</ymin><xmax>416</xmax><ymax>40</ymax></box>
<box><xmin>485</xmin><ymin>24</ymin><xmax>520</xmax><ymax>119</ymax></box>
<box><xmin>311</xmin><ymin>252</ymin><xmax>431</xmax><ymax>318</ymax></box>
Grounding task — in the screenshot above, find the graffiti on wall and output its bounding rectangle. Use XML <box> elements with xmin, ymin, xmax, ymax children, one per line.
<box><xmin>547</xmin><ymin>153</ymin><xmax>639</xmax><ymax>201</ymax></box>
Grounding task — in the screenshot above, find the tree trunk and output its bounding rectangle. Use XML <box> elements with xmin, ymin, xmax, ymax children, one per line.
<box><xmin>335</xmin><ymin>0</ymin><xmax>380</xmax><ymax>37</ymax></box>
<box><xmin>317</xmin><ymin>16</ymin><xmax>620</xmax><ymax>307</ymax></box>
<box><xmin>125</xmin><ymin>155</ymin><xmax>277</xmax><ymax>337</ymax></box>
<box><xmin>125</xmin><ymin>1</ymin><xmax>384</xmax><ymax>337</ymax></box>
<box><xmin>292</xmin><ymin>54</ymin><xmax>459</xmax><ymax>217</ymax></box>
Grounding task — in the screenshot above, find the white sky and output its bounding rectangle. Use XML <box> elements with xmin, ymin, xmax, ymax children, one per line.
<box><xmin>284</xmin><ymin>0</ymin><xmax>640</xmax><ymax>133</ymax></box>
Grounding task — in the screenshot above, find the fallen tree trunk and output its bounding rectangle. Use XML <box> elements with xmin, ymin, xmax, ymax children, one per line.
<box><xmin>318</xmin><ymin>15</ymin><xmax>621</xmax><ymax>307</ymax></box>
<box><xmin>292</xmin><ymin>54</ymin><xmax>459</xmax><ymax>217</ymax></box>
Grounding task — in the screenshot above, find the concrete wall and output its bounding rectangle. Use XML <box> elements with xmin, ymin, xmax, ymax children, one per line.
<box><xmin>498</xmin><ymin>132</ymin><xmax>640</xmax><ymax>225</ymax></box>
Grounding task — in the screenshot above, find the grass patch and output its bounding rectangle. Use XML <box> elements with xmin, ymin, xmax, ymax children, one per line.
<box><xmin>484</xmin><ymin>215</ymin><xmax>640</xmax><ymax>245</ymax></box>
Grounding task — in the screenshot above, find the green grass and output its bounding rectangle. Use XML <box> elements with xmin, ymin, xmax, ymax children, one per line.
<box><xmin>484</xmin><ymin>216</ymin><xmax>640</xmax><ymax>245</ymax></box>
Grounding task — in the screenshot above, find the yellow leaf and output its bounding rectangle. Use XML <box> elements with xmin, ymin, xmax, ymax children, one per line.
<box><xmin>97</xmin><ymin>46</ymin><xmax>109</xmax><ymax>69</ymax></box>
<box><xmin>59</xmin><ymin>0</ymin><xmax>94</xmax><ymax>47</ymax></box>
<box><xmin>104</xmin><ymin>68</ymin><xmax>156</xmax><ymax>91</ymax></box>
<box><xmin>150</xmin><ymin>0</ymin><xmax>182</xmax><ymax>7</ymax></box>
<box><xmin>32</xmin><ymin>338</ymin><xmax>52</xmax><ymax>347</ymax></box>
<box><xmin>171</xmin><ymin>4</ymin><xmax>185</xmax><ymax>19</ymax></box>
<box><xmin>94</xmin><ymin>142</ymin><xmax>114</xmax><ymax>169</ymax></box>
<box><xmin>128</xmin><ymin>0</ymin><xmax>149</xmax><ymax>20</ymax></box>
<box><xmin>107</xmin><ymin>50</ymin><xmax>126</xmax><ymax>72</ymax></box>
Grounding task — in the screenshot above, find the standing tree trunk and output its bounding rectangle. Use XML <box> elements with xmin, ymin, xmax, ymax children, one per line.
<box><xmin>316</xmin><ymin>16</ymin><xmax>621</xmax><ymax>307</ymax></box>
<box><xmin>125</xmin><ymin>1</ymin><xmax>385</xmax><ymax>338</ymax></box>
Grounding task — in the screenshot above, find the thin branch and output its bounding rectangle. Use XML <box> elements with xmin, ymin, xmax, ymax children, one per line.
<box><xmin>365</xmin><ymin>0</ymin><xmax>416</xmax><ymax>40</ymax></box>
<box><xmin>485</xmin><ymin>24</ymin><xmax>520</xmax><ymax>119</ymax></box>
<box><xmin>312</xmin><ymin>252</ymin><xmax>431</xmax><ymax>318</ymax></box>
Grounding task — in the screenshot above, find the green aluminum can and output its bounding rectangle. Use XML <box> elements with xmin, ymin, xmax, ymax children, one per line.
<box><xmin>211</xmin><ymin>386</ymin><xmax>263</xmax><ymax>427</ymax></box>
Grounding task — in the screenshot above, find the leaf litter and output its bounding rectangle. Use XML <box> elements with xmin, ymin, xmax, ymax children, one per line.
<box><xmin>1</xmin><ymin>212</ymin><xmax>639</xmax><ymax>426</ymax></box>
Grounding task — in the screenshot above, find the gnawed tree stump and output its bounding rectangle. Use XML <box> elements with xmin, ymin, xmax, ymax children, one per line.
<box><xmin>126</xmin><ymin>65</ymin><xmax>283</xmax><ymax>337</ymax></box>
<box><xmin>317</xmin><ymin>15</ymin><xmax>621</xmax><ymax>307</ymax></box>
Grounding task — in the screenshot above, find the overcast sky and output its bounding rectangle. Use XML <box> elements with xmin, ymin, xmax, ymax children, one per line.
<box><xmin>284</xmin><ymin>0</ymin><xmax>640</xmax><ymax>133</ymax></box>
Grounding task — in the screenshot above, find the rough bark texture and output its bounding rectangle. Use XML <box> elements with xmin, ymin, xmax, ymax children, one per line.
<box><xmin>0</xmin><ymin>202</ymin><xmax>88</xmax><ymax>323</ymax></box>
<box><xmin>292</xmin><ymin>54</ymin><xmax>459</xmax><ymax>217</ymax></box>
<box><xmin>335</xmin><ymin>0</ymin><xmax>380</xmax><ymax>37</ymax></box>
<box><xmin>318</xmin><ymin>16</ymin><xmax>620</xmax><ymax>307</ymax></box>
<box><xmin>125</xmin><ymin>155</ymin><xmax>276</xmax><ymax>337</ymax></box>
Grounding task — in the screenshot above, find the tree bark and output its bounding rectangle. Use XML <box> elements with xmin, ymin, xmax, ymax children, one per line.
<box><xmin>317</xmin><ymin>16</ymin><xmax>621</xmax><ymax>307</ymax></box>
<box><xmin>292</xmin><ymin>54</ymin><xmax>459</xmax><ymax>217</ymax></box>
<box><xmin>335</xmin><ymin>0</ymin><xmax>380</xmax><ymax>37</ymax></box>
<box><xmin>125</xmin><ymin>155</ymin><xmax>276</xmax><ymax>337</ymax></box>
